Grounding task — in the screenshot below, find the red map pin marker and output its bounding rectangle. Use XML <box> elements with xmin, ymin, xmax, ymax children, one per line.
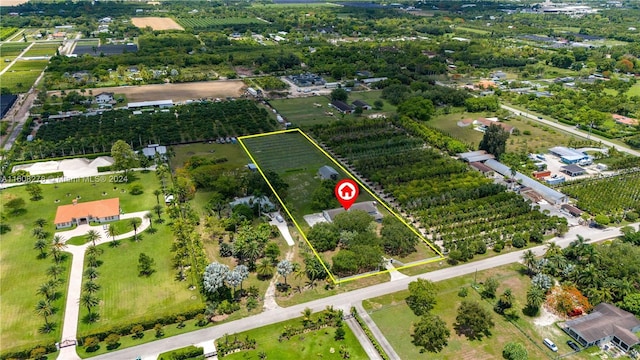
<box><xmin>335</xmin><ymin>179</ymin><xmax>359</xmax><ymax>210</ymax></box>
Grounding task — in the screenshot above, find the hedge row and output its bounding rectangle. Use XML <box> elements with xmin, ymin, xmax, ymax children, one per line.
<box><xmin>77</xmin><ymin>307</ymin><xmax>206</xmax><ymax>344</ymax></box>
<box><xmin>97</xmin><ymin>165</ymin><xmax>112</xmax><ymax>173</ymax></box>
<box><xmin>0</xmin><ymin>343</ymin><xmax>57</xmax><ymax>360</ymax></box>
<box><xmin>158</xmin><ymin>345</ymin><xmax>204</xmax><ymax>360</ymax></box>
<box><xmin>350</xmin><ymin>307</ymin><xmax>390</xmax><ymax>360</ymax></box>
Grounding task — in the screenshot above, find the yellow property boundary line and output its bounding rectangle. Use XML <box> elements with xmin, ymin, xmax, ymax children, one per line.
<box><xmin>238</xmin><ymin>128</ymin><xmax>444</xmax><ymax>284</ymax></box>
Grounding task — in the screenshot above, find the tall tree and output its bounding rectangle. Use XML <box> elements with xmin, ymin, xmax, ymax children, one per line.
<box><xmin>50</xmin><ymin>235</ymin><xmax>67</xmax><ymax>263</ymax></box>
<box><xmin>34</xmin><ymin>299</ymin><xmax>54</xmax><ymax>329</ymax></box>
<box><xmin>502</xmin><ymin>341</ymin><xmax>528</xmax><ymax>360</ymax></box>
<box><xmin>412</xmin><ymin>314</ymin><xmax>450</xmax><ymax>353</ymax></box>
<box><xmin>79</xmin><ymin>293</ymin><xmax>99</xmax><ymax>314</ymax></box>
<box><xmin>130</xmin><ymin>217</ymin><xmax>142</xmax><ymax>241</ymax></box>
<box><xmin>277</xmin><ymin>259</ymin><xmax>293</xmax><ymax>285</ymax></box>
<box><xmin>34</xmin><ymin>238</ymin><xmax>48</xmax><ymax>258</ymax></box>
<box><xmin>257</xmin><ymin>258</ymin><xmax>275</xmax><ymax>279</ymax></box>
<box><xmin>107</xmin><ymin>224</ymin><xmax>119</xmax><ymax>242</ymax></box>
<box><xmin>330</xmin><ymin>88</ymin><xmax>348</xmax><ymax>102</ymax></box>
<box><xmin>454</xmin><ymin>300</ymin><xmax>494</xmax><ymax>340</ymax></box>
<box><xmin>521</xmin><ymin>250</ymin><xmax>538</xmax><ymax>275</ymax></box>
<box><xmin>26</xmin><ymin>183</ymin><xmax>43</xmax><ymax>201</ymax></box>
<box><xmin>111</xmin><ymin>140</ymin><xmax>138</xmax><ymax>179</ymax></box>
<box><xmin>137</xmin><ymin>253</ymin><xmax>156</xmax><ymax>276</ymax></box>
<box><xmin>85</xmin><ymin>230</ymin><xmax>101</xmax><ymax>247</ymax></box>
<box><xmin>406</xmin><ymin>279</ymin><xmax>438</xmax><ymax>316</ymax></box>
<box><xmin>478</xmin><ymin>124</ymin><xmax>509</xmax><ymax>160</ymax></box>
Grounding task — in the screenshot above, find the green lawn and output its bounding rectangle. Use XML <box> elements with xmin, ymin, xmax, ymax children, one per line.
<box><xmin>627</xmin><ymin>82</ymin><xmax>640</xmax><ymax>97</ymax></box>
<box><xmin>269</xmin><ymin>90</ymin><xmax>393</xmax><ymax>128</ymax></box>
<box><xmin>364</xmin><ymin>263</ymin><xmax>585</xmax><ymax>360</ymax></box>
<box><xmin>0</xmin><ymin>172</ymin><xmax>158</xmax><ymax>354</ymax></box>
<box><xmin>220</xmin><ymin>312</ymin><xmax>369</xmax><ymax>359</ymax></box>
<box><xmin>0</xmin><ymin>65</ymin><xmax>45</xmax><ymax>93</ymax></box>
<box><xmin>77</xmin><ymin>224</ymin><xmax>206</xmax><ymax>337</ymax></box>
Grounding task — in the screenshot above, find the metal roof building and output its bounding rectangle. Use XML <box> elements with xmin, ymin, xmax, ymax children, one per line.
<box><xmin>549</xmin><ymin>146</ymin><xmax>589</xmax><ymax>164</ymax></box>
<box><xmin>127</xmin><ymin>100</ymin><xmax>173</xmax><ymax>109</ymax></box>
<box><xmin>484</xmin><ymin>159</ymin><xmax>568</xmax><ymax>204</ymax></box>
<box><xmin>458</xmin><ymin>150</ymin><xmax>495</xmax><ymax>163</ymax></box>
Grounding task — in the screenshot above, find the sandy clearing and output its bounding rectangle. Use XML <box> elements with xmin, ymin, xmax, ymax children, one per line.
<box><xmin>1</xmin><ymin>0</ymin><xmax>29</xmax><ymax>5</ymax></box>
<box><xmin>49</xmin><ymin>80</ymin><xmax>245</xmax><ymax>103</ymax></box>
<box><xmin>131</xmin><ymin>17</ymin><xmax>184</xmax><ymax>31</ymax></box>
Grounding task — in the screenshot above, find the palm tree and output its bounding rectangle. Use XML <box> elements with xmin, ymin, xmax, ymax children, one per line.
<box><xmin>50</xmin><ymin>235</ymin><xmax>66</xmax><ymax>263</ymax></box>
<box><xmin>86</xmin><ymin>230</ymin><xmax>101</xmax><ymax>247</ymax></box>
<box><xmin>256</xmin><ymin>258</ymin><xmax>274</xmax><ymax>279</ymax></box>
<box><xmin>245</xmin><ymin>241</ymin><xmax>261</xmax><ymax>268</ymax></box>
<box><xmin>79</xmin><ymin>293</ymin><xmax>99</xmax><ymax>314</ymax></box>
<box><xmin>130</xmin><ymin>218</ymin><xmax>141</xmax><ymax>241</ymax></box>
<box><xmin>32</xmin><ymin>227</ymin><xmax>47</xmax><ymax>240</ymax></box>
<box><xmin>34</xmin><ymin>218</ymin><xmax>48</xmax><ymax>228</ymax></box>
<box><xmin>153</xmin><ymin>189</ymin><xmax>162</xmax><ymax>205</ymax></box>
<box><xmin>107</xmin><ymin>224</ymin><xmax>119</xmax><ymax>243</ymax></box>
<box><xmin>145</xmin><ymin>212</ymin><xmax>153</xmax><ymax>229</ymax></box>
<box><xmin>34</xmin><ymin>299</ymin><xmax>54</xmax><ymax>327</ymax></box>
<box><xmin>46</xmin><ymin>265</ymin><xmax>64</xmax><ymax>280</ymax></box>
<box><xmin>86</xmin><ymin>245</ymin><xmax>103</xmax><ymax>257</ymax></box>
<box><xmin>83</xmin><ymin>281</ymin><xmax>101</xmax><ymax>294</ymax></box>
<box><xmin>522</xmin><ymin>250</ymin><xmax>537</xmax><ymax>275</ymax></box>
<box><xmin>84</xmin><ymin>267</ymin><xmax>99</xmax><ymax>280</ymax></box>
<box><xmin>36</xmin><ymin>282</ymin><xmax>56</xmax><ymax>303</ymax></box>
<box><xmin>526</xmin><ymin>286</ymin><xmax>545</xmax><ymax>310</ymax></box>
<box><xmin>34</xmin><ymin>238</ymin><xmax>48</xmax><ymax>258</ymax></box>
<box><xmin>301</xmin><ymin>308</ymin><xmax>313</xmax><ymax>327</ymax></box>
<box><xmin>544</xmin><ymin>242</ymin><xmax>562</xmax><ymax>258</ymax></box>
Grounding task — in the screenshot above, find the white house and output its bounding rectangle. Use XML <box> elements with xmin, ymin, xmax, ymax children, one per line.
<box><xmin>94</xmin><ymin>92</ymin><xmax>114</xmax><ymax>104</ymax></box>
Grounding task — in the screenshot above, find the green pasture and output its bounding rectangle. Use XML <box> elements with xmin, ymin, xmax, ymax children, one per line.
<box><xmin>77</xmin><ymin>224</ymin><xmax>206</xmax><ymax>337</ymax></box>
<box><xmin>364</xmin><ymin>263</ymin><xmax>588</xmax><ymax>360</ymax></box>
<box><xmin>220</xmin><ymin>313</ymin><xmax>369</xmax><ymax>359</ymax></box>
<box><xmin>170</xmin><ymin>143</ymin><xmax>250</xmax><ymax>171</ymax></box>
<box><xmin>627</xmin><ymin>82</ymin><xmax>640</xmax><ymax>97</ymax></box>
<box><xmin>269</xmin><ymin>90</ymin><xmax>393</xmax><ymax>128</ymax></box>
<box><xmin>0</xmin><ymin>42</ymin><xmax>29</xmax><ymax>56</ymax></box>
<box><xmin>0</xmin><ymin>60</ymin><xmax>47</xmax><ymax>93</ymax></box>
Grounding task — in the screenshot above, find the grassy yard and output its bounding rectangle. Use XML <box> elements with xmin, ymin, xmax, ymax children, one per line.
<box><xmin>429</xmin><ymin>111</ymin><xmax>587</xmax><ymax>153</ymax></box>
<box><xmin>627</xmin><ymin>82</ymin><xmax>640</xmax><ymax>97</ymax></box>
<box><xmin>220</xmin><ymin>312</ymin><xmax>369</xmax><ymax>359</ymax></box>
<box><xmin>76</xmin><ymin>224</ymin><xmax>206</xmax><ymax>337</ymax></box>
<box><xmin>0</xmin><ymin>172</ymin><xmax>158</xmax><ymax>354</ymax></box>
<box><xmin>0</xmin><ymin>63</ymin><xmax>46</xmax><ymax>93</ymax></box>
<box><xmin>269</xmin><ymin>90</ymin><xmax>393</xmax><ymax>128</ymax></box>
<box><xmin>364</xmin><ymin>263</ymin><xmax>594</xmax><ymax>359</ymax></box>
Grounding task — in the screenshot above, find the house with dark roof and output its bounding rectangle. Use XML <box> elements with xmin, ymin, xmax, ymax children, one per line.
<box><xmin>352</xmin><ymin>100</ymin><xmax>372</xmax><ymax>110</ymax></box>
<box><xmin>323</xmin><ymin>201</ymin><xmax>383</xmax><ymax>223</ymax></box>
<box><xmin>318</xmin><ymin>165</ymin><xmax>339</xmax><ymax>181</ymax></box>
<box><xmin>561</xmin><ymin>164</ymin><xmax>586</xmax><ymax>177</ymax></box>
<box><xmin>563</xmin><ymin>303</ymin><xmax>640</xmax><ymax>351</ymax></box>
<box><xmin>329</xmin><ymin>100</ymin><xmax>353</xmax><ymax>114</ymax></box>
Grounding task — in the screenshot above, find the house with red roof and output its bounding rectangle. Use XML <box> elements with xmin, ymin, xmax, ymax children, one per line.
<box><xmin>612</xmin><ymin>114</ymin><xmax>638</xmax><ymax>127</ymax></box>
<box><xmin>54</xmin><ymin>198</ymin><xmax>120</xmax><ymax>229</ymax></box>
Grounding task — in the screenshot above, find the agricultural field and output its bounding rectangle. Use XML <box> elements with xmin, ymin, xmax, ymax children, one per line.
<box><xmin>23</xmin><ymin>42</ymin><xmax>61</xmax><ymax>57</ymax></box>
<box><xmin>311</xmin><ymin>119</ymin><xmax>566</xmax><ymax>259</ymax></box>
<box><xmin>218</xmin><ymin>308</ymin><xmax>369</xmax><ymax>359</ymax></box>
<box><xmin>561</xmin><ymin>171</ymin><xmax>640</xmax><ymax>216</ymax></box>
<box><xmin>0</xmin><ymin>27</ymin><xmax>19</xmax><ymax>41</ymax></box>
<box><xmin>0</xmin><ymin>60</ymin><xmax>47</xmax><ymax>93</ymax></box>
<box><xmin>0</xmin><ymin>42</ymin><xmax>30</xmax><ymax>56</ymax></box>
<box><xmin>27</xmin><ymin>100</ymin><xmax>276</xmax><ymax>160</ymax></box>
<box><xmin>171</xmin><ymin>143</ymin><xmax>250</xmax><ymax>172</ymax></box>
<box><xmin>363</xmin><ymin>263</ymin><xmax>588</xmax><ymax>360</ymax></box>
<box><xmin>177</xmin><ymin>17</ymin><xmax>264</xmax><ymax>29</ymax></box>
<box><xmin>250</xmin><ymin>76</ymin><xmax>289</xmax><ymax>91</ymax></box>
<box><xmin>131</xmin><ymin>17</ymin><xmax>184</xmax><ymax>31</ymax></box>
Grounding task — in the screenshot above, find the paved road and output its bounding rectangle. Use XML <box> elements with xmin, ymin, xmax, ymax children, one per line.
<box><xmin>500</xmin><ymin>104</ymin><xmax>640</xmax><ymax>157</ymax></box>
<box><xmin>82</xmin><ymin>223</ymin><xmax>637</xmax><ymax>360</ymax></box>
<box><xmin>354</xmin><ymin>302</ymin><xmax>401</xmax><ymax>360</ymax></box>
<box><xmin>345</xmin><ymin>315</ymin><xmax>383</xmax><ymax>360</ymax></box>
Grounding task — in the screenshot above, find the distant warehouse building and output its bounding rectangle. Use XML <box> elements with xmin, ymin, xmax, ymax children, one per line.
<box><xmin>484</xmin><ymin>159</ymin><xmax>568</xmax><ymax>204</ymax></box>
<box><xmin>127</xmin><ymin>100</ymin><xmax>173</xmax><ymax>110</ymax></box>
<box><xmin>0</xmin><ymin>94</ymin><xmax>18</xmax><ymax>118</ymax></box>
<box><xmin>549</xmin><ymin>146</ymin><xmax>590</xmax><ymax>164</ymax></box>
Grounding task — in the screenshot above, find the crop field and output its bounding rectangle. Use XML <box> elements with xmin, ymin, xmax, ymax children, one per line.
<box><xmin>177</xmin><ymin>17</ymin><xmax>264</xmax><ymax>29</ymax></box>
<box><xmin>311</xmin><ymin>119</ymin><xmax>566</xmax><ymax>257</ymax></box>
<box><xmin>0</xmin><ymin>27</ymin><xmax>19</xmax><ymax>41</ymax></box>
<box><xmin>561</xmin><ymin>171</ymin><xmax>640</xmax><ymax>215</ymax></box>
<box><xmin>23</xmin><ymin>42</ymin><xmax>61</xmax><ymax>57</ymax></box>
<box><xmin>0</xmin><ymin>42</ymin><xmax>29</xmax><ymax>56</ymax></box>
<box><xmin>0</xmin><ymin>60</ymin><xmax>46</xmax><ymax>93</ymax></box>
<box><xmin>131</xmin><ymin>17</ymin><xmax>184</xmax><ymax>31</ymax></box>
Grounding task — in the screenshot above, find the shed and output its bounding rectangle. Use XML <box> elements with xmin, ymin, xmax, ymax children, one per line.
<box><xmin>329</xmin><ymin>100</ymin><xmax>353</xmax><ymax>114</ymax></box>
<box><xmin>352</xmin><ymin>100</ymin><xmax>372</xmax><ymax>110</ymax></box>
<box><xmin>318</xmin><ymin>165</ymin><xmax>339</xmax><ymax>181</ymax></box>
<box><xmin>247</xmin><ymin>163</ymin><xmax>258</xmax><ymax>172</ymax></box>
<box><xmin>561</xmin><ymin>204</ymin><xmax>583</xmax><ymax>217</ymax></box>
<box><xmin>561</xmin><ymin>164</ymin><xmax>586</xmax><ymax>177</ymax></box>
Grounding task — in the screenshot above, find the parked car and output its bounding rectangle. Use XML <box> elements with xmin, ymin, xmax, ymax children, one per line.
<box><xmin>544</xmin><ymin>338</ymin><xmax>558</xmax><ymax>352</ymax></box>
<box><xmin>567</xmin><ymin>340</ymin><xmax>580</xmax><ymax>351</ymax></box>
<box><xmin>276</xmin><ymin>215</ymin><xmax>284</xmax><ymax>223</ymax></box>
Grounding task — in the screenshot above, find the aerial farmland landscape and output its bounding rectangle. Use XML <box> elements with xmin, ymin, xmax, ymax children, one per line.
<box><xmin>1</xmin><ymin>0</ymin><xmax>640</xmax><ymax>359</ymax></box>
